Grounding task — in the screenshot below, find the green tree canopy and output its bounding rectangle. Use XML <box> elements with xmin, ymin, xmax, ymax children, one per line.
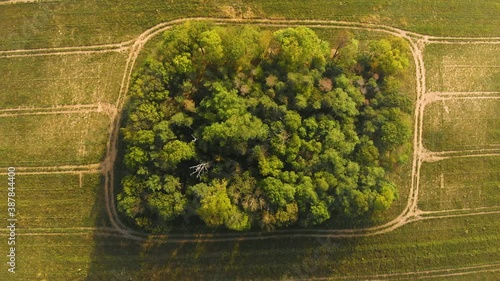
<box><xmin>118</xmin><ymin>21</ymin><xmax>413</xmax><ymax>232</ymax></box>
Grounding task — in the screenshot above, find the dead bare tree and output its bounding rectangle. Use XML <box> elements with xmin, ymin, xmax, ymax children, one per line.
<box><xmin>189</xmin><ymin>162</ymin><xmax>210</xmax><ymax>178</ymax></box>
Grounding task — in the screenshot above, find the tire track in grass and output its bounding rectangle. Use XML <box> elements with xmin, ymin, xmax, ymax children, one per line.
<box><xmin>0</xmin><ymin>0</ymin><xmax>53</xmax><ymax>5</ymax></box>
<box><xmin>0</xmin><ymin>164</ymin><xmax>101</xmax><ymax>175</ymax></box>
<box><xmin>416</xmin><ymin>206</ymin><xmax>500</xmax><ymax>220</ymax></box>
<box><xmin>1</xmin><ymin>17</ymin><xmax>498</xmax><ymax>242</ymax></box>
<box><xmin>421</xmin><ymin>148</ymin><xmax>500</xmax><ymax>162</ymax></box>
<box><xmin>0</xmin><ymin>103</ymin><xmax>117</xmax><ymax>117</ymax></box>
<box><xmin>0</xmin><ymin>41</ymin><xmax>133</xmax><ymax>58</ymax></box>
<box><xmin>100</xmin><ymin>18</ymin><xmax>430</xmax><ymax>241</ymax></box>
<box><xmin>103</xmin><ymin>19</ymin><xmax>495</xmax><ymax>242</ymax></box>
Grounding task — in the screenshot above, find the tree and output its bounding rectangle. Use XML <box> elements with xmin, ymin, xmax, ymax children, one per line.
<box><xmin>194</xmin><ymin>179</ymin><xmax>251</xmax><ymax>231</ymax></box>
<box><xmin>158</xmin><ymin>140</ymin><xmax>195</xmax><ymax>168</ymax></box>
<box><xmin>367</xmin><ymin>38</ymin><xmax>410</xmax><ymax>77</ymax></box>
<box><xmin>274</xmin><ymin>27</ymin><xmax>330</xmax><ymax>72</ymax></box>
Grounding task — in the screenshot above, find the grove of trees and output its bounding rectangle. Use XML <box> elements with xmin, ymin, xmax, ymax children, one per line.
<box><xmin>117</xmin><ymin>21</ymin><xmax>413</xmax><ymax>232</ymax></box>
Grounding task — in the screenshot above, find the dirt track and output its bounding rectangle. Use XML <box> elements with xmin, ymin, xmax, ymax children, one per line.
<box><xmin>3</xmin><ymin>18</ymin><xmax>499</xmax><ymax>242</ymax></box>
<box><xmin>1</xmin><ymin>18</ymin><xmax>498</xmax><ymax>280</ymax></box>
<box><xmin>93</xmin><ymin>18</ymin><xmax>500</xmax><ymax>243</ymax></box>
<box><xmin>93</xmin><ymin>18</ymin><xmax>429</xmax><ymax>239</ymax></box>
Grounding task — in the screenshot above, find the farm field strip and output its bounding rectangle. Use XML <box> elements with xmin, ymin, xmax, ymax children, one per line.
<box><xmin>421</xmin><ymin>96</ymin><xmax>500</xmax><ymax>152</ymax></box>
<box><xmin>0</xmin><ymin>173</ymin><xmax>105</xmax><ymax>229</ymax></box>
<box><xmin>423</xmin><ymin>43</ymin><xmax>500</xmax><ymax>93</ymax></box>
<box><xmin>0</xmin><ymin>20</ymin><xmax>492</xmax><ymax>243</ymax></box>
<box><xmin>0</xmin><ymin>113</ymin><xmax>111</xmax><ymax>167</ymax></box>
<box><xmin>38</xmin><ymin>212</ymin><xmax>496</xmax><ymax>280</ymax></box>
<box><xmin>0</xmin><ymin>19</ymin><xmax>498</xmax><ymax>278</ymax></box>
<box><xmin>417</xmin><ymin>155</ymin><xmax>499</xmax><ymax>214</ymax></box>
<box><xmin>0</xmin><ymin>52</ymin><xmax>127</xmax><ymax>109</ymax></box>
<box><xmin>0</xmin><ymin>18</ymin><xmax>500</xmax><ymax>280</ymax></box>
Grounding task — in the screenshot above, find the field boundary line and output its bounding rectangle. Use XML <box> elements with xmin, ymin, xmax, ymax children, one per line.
<box><xmin>0</xmin><ymin>41</ymin><xmax>134</xmax><ymax>58</ymax></box>
<box><xmin>0</xmin><ymin>103</ymin><xmax>116</xmax><ymax>117</ymax></box>
<box><xmin>0</xmin><ymin>164</ymin><xmax>101</xmax><ymax>175</ymax></box>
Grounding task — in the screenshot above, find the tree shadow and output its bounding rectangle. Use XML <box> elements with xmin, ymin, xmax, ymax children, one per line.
<box><xmin>85</xmin><ymin>170</ymin><xmax>360</xmax><ymax>280</ymax></box>
<box><xmin>85</xmin><ymin>168</ymin><xmax>360</xmax><ymax>280</ymax></box>
<box><xmin>87</xmin><ymin>229</ymin><xmax>360</xmax><ymax>280</ymax></box>
<box><xmin>85</xmin><ymin>104</ymin><xmax>360</xmax><ymax>281</ymax></box>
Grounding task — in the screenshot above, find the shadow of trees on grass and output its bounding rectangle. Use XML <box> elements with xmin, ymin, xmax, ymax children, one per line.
<box><xmin>85</xmin><ymin>172</ymin><xmax>360</xmax><ymax>280</ymax></box>
<box><xmin>85</xmin><ymin>119</ymin><xmax>360</xmax><ymax>281</ymax></box>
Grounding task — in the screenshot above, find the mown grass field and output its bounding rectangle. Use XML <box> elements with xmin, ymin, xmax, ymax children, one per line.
<box><xmin>422</xmin><ymin>98</ymin><xmax>500</xmax><ymax>151</ymax></box>
<box><xmin>419</xmin><ymin>156</ymin><xmax>500</xmax><ymax>211</ymax></box>
<box><xmin>15</xmin><ymin>173</ymin><xmax>104</xmax><ymax>228</ymax></box>
<box><xmin>424</xmin><ymin>44</ymin><xmax>500</xmax><ymax>93</ymax></box>
<box><xmin>0</xmin><ymin>52</ymin><xmax>127</xmax><ymax>108</ymax></box>
<box><xmin>0</xmin><ymin>1</ymin><xmax>498</xmax><ymax>280</ymax></box>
